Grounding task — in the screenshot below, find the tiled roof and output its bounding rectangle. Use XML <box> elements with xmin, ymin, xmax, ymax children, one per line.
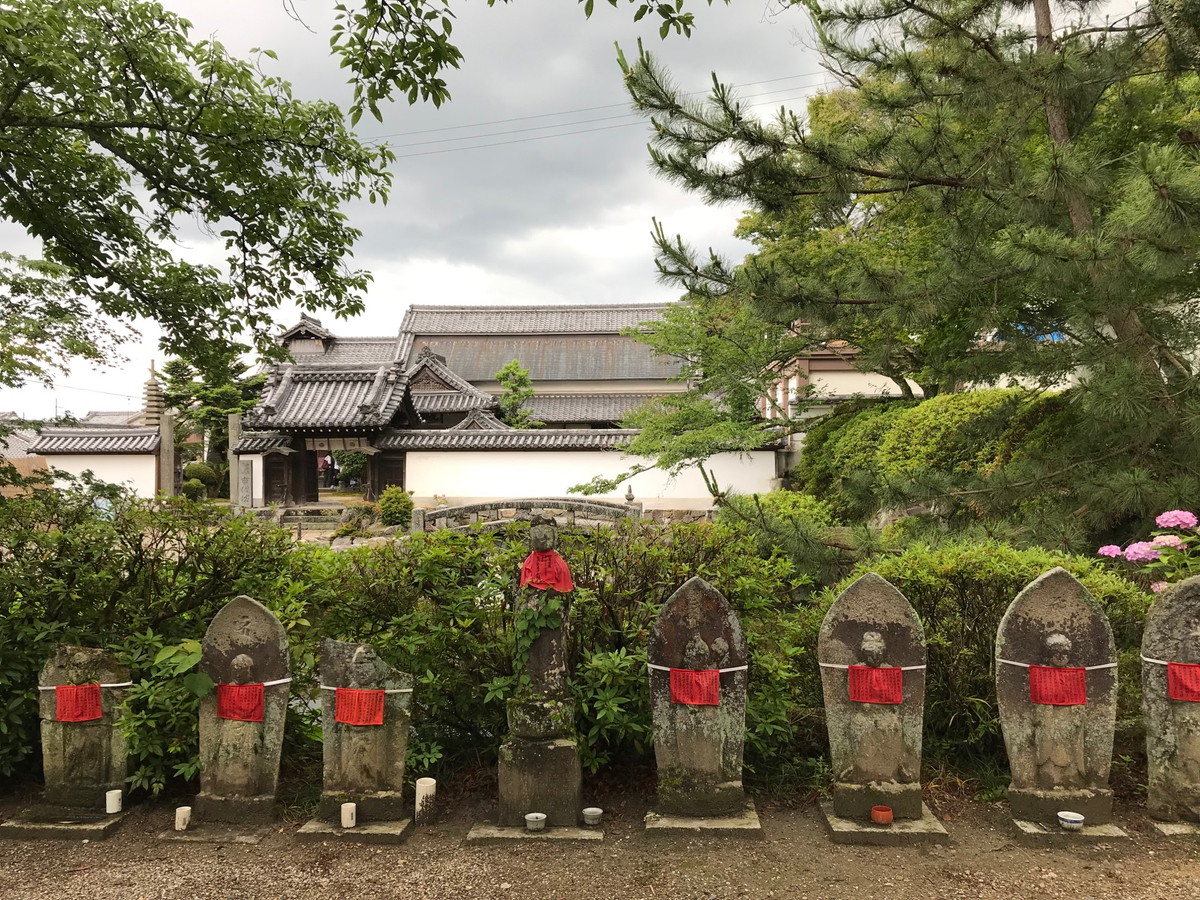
<box><xmin>279</xmin><ymin>314</ymin><xmax>333</xmax><ymax>341</ymax></box>
<box><xmin>399</xmin><ymin>304</ymin><xmax>669</xmax><ymax>335</ymax></box>
<box><xmin>31</xmin><ymin>427</ymin><xmax>160</xmax><ymax>455</ymax></box>
<box><xmin>374</xmin><ymin>428</ymin><xmax>638</xmax><ymax>451</ymax></box>
<box><xmin>526</xmin><ymin>392</ymin><xmax>664</xmax><ymax>423</ymax></box>
<box><xmin>80</xmin><ymin>410</ymin><xmax>142</xmax><ymax>426</ymax></box>
<box><xmin>407</xmin><ymin>347</ymin><xmax>496</xmax><ymax>416</ymax></box>
<box><xmin>232</xmin><ymin>432</ymin><xmax>295</xmax><ymax>454</ymax></box>
<box><xmin>404</xmin><ymin>336</ymin><xmax>682</xmax><ymax>382</ymax></box>
<box><xmin>290</xmin><ymin>337</ymin><xmax>398</xmax><ymax>367</ymax></box>
<box><xmin>247</xmin><ymin>369</ymin><xmax>404</xmax><ymax>430</ymax></box>
<box><xmin>449</xmin><ymin>409</ymin><xmax>511</xmax><ymax>431</ymax></box>
<box><xmin>0</xmin><ymin>427</ymin><xmax>38</xmax><ymax>458</ymax></box>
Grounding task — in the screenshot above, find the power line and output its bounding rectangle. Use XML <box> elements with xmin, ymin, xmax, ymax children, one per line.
<box><xmin>384</xmin><ymin>78</ymin><xmax>834</xmax><ymax>150</ymax></box>
<box><xmin>363</xmin><ymin>70</ymin><xmax>834</xmax><ymax>143</ymax></box>
<box><xmin>389</xmin><ymin>90</ymin><xmax>828</xmax><ymax>159</ymax></box>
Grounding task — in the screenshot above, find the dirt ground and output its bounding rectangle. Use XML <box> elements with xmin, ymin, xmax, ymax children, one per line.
<box><xmin>2</xmin><ymin>788</ymin><xmax>1199</xmax><ymax>900</ymax></box>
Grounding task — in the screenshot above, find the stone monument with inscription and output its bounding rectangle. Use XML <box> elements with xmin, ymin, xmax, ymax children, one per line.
<box><xmin>645</xmin><ymin>576</ymin><xmax>758</xmax><ymax>833</ymax></box>
<box><xmin>1142</xmin><ymin>575</ymin><xmax>1200</xmax><ymax>828</ymax></box>
<box><xmin>818</xmin><ymin>573</ymin><xmax>935</xmax><ymax>836</ymax></box>
<box><xmin>0</xmin><ymin>646</ymin><xmax>134</xmax><ymax>839</ymax></box>
<box><xmin>995</xmin><ymin>568</ymin><xmax>1119</xmax><ymax>831</ymax></box>
<box><xmin>496</xmin><ymin>516</ymin><xmax>582</xmax><ymax>828</ymax></box>
<box><xmin>307</xmin><ymin>639</ymin><xmax>414</xmax><ymax>836</ymax></box>
<box><xmin>194</xmin><ymin>595</ymin><xmax>291</xmax><ymax>826</ymax></box>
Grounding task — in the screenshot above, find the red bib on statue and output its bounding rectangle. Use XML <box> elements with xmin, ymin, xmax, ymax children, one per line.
<box><xmin>520</xmin><ymin>550</ymin><xmax>574</xmax><ymax>592</ymax></box>
<box><xmin>848</xmin><ymin>666</ymin><xmax>903</xmax><ymax>704</ymax></box>
<box><xmin>669</xmin><ymin>668</ymin><xmax>720</xmax><ymax>706</ymax></box>
<box><xmin>1028</xmin><ymin>666</ymin><xmax>1087</xmax><ymax>706</ymax></box>
<box><xmin>217</xmin><ymin>683</ymin><xmax>265</xmax><ymax>722</ymax></box>
<box><xmin>335</xmin><ymin>688</ymin><xmax>385</xmax><ymax>725</ymax></box>
<box><xmin>1168</xmin><ymin>662</ymin><xmax>1200</xmax><ymax>702</ymax></box>
<box><xmin>56</xmin><ymin>684</ymin><xmax>103</xmax><ymax>722</ymax></box>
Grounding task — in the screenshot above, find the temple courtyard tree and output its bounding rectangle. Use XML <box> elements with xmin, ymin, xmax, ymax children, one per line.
<box><xmin>617</xmin><ymin>0</ymin><xmax>1200</xmax><ymax>538</ymax></box>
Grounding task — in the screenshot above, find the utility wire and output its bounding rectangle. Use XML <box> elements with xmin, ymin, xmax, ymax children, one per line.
<box><xmin>389</xmin><ymin>90</ymin><xmax>827</xmax><ymax>159</ymax></box>
<box><xmin>364</xmin><ymin>70</ymin><xmax>834</xmax><ymax>143</ymax></box>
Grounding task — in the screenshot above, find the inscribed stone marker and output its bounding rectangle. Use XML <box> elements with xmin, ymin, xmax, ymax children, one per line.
<box><xmin>195</xmin><ymin>595</ymin><xmax>290</xmax><ymax>825</ymax></box>
<box><xmin>648</xmin><ymin>576</ymin><xmax>748</xmax><ymax>817</ymax></box>
<box><xmin>38</xmin><ymin>645</ymin><xmax>131</xmax><ymax>810</ymax></box>
<box><xmin>818</xmin><ymin>573</ymin><xmax>926</xmax><ymax>820</ymax></box>
<box><xmin>1142</xmin><ymin>575</ymin><xmax>1200</xmax><ymax>823</ymax></box>
<box><xmin>319</xmin><ymin>639</ymin><xmax>414</xmax><ymax>823</ymax></box>
<box><xmin>995</xmin><ymin>568</ymin><xmax>1117</xmax><ymax>824</ymax></box>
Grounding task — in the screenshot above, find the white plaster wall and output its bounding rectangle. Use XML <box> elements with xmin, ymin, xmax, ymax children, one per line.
<box><xmin>406</xmin><ymin>450</ymin><xmax>778</xmax><ymax>509</ymax></box>
<box><xmin>809</xmin><ymin>369</ymin><xmax>921</xmax><ymax>398</ymax></box>
<box><xmin>47</xmin><ymin>454</ymin><xmax>158</xmax><ymax>496</ymax></box>
<box><xmin>239</xmin><ymin>454</ymin><xmax>264</xmax><ymax>508</ymax></box>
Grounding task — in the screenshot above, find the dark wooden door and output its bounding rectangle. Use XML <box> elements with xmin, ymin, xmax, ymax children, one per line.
<box><xmin>377</xmin><ymin>451</ymin><xmax>406</xmax><ymax>492</ymax></box>
<box><xmin>263</xmin><ymin>454</ymin><xmax>289</xmax><ymax>505</ymax></box>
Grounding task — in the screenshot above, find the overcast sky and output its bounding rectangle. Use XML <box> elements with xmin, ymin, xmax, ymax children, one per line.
<box><xmin>1</xmin><ymin>0</ymin><xmax>830</xmax><ymax>418</ymax></box>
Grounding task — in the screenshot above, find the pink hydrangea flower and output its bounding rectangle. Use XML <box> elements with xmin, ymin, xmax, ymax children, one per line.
<box><xmin>1124</xmin><ymin>541</ymin><xmax>1162</xmax><ymax>562</ymax></box>
<box><xmin>1096</xmin><ymin>545</ymin><xmax>1123</xmax><ymax>557</ymax></box>
<box><xmin>1152</xmin><ymin>534</ymin><xmax>1185</xmax><ymax>549</ymax></box>
<box><xmin>1156</xmin><ymin>510</ymin><xmax>1198</xmax><ymax>529</ymax></box>
<box><xmin>1151</xmin><ymin>581</ymin><xmax>1169</xmax><ymax>593</ymax></box>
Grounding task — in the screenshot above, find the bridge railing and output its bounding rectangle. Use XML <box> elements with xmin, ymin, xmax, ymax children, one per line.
<box><xmin>411</xmin><ymin>497</ymin><xmax>643</xmax><ymax>533</ymax></box>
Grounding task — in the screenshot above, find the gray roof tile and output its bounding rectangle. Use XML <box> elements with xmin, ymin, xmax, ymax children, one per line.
<box><xmin>374</xmin><ymin>428</ymin><xmax>637</xmax><ymax>451</ymax></box>
<box><xmin>232</xmin><ymin>432</ymin><xmax>295</xmax><ymax>453</ymax></box>
<box><xmin>527</xmin><ymin>392</ymin><xmax>665</xmax><ymax>423</ymax></box>
<box><xmin>399</xmin><ymin>304</ymin><xmax>669</xmax><ymax>335</ymax></box>
<box><xmin>405</xmin><ymin>336</ymin><xmax>681</xmax><ymax>382</ymax></box>
<box><xmin>31</xmin><ymin>427</ymin><xmax>160</xmax><ymax>455</ymax></box>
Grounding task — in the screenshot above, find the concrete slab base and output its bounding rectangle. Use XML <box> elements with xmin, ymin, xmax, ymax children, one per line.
<box><xmin>464</xmin><ymin>824</ymin><xmax>603</xmax><ymax>844</ymax></box>
<box><xmin>157</xmin><ymin>823</ymin><xmax>272</xmax><ymax>844</ymax></box>
<box><xmin>1150</xmin><ymin>820</ymin><xmax>1200</xmax><ymax>837</ymax></box>
<box><xmin>0</xmin><ymin>807</ymin><xmax>128</xmax><ymax>841</ymax></box>
<box><xmin>820</xmin><ymin>801</ymin><xmax>947</xmax><ymax>846</ymax></box>
<box><xmin>643</xmin><ymin>801</ymin><xmax>763</xmax><ymax>838</ymax></box>
<box><xmin>1012</xmin><ymin>818</ymin><xmax>1129</xmax><ymax>845</ymax></box>
<box><xmin>296</xmin><ymin>817</ymin><xmax>413</xmax><ymax>845</ymax></box>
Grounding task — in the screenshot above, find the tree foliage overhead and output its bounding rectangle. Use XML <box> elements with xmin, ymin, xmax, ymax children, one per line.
<box><xmin>0</xmin><ymin>0</ymin><xmax>394</xmax><ymax>379</ymax></box>
<box><xmin>618</xmin><ymin>0</ymin><xmax>1200</xmax><ymax>534</ymax></box>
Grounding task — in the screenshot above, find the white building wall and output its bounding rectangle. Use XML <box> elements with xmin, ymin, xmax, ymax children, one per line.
<box><xmin>809</xmin><ymin>369</ymin><xmax>921</xmax><ymax>398</ymax></box>
<box><xmin>406</xmin><ymin>450</ymin><xmax>778</xmax><ymax>509</ymax></box>
<box><xmin>47</xmin><ymin>454</ymin><xmax>158</xmax><ymax>496</ymax></box>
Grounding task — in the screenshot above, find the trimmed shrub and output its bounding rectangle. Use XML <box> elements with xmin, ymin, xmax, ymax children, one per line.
<box><xmin>377</xmin><ymin>485</ymin><xmax>414</xmax><ymax>527</ymax></box>
<box><xmin>182</xmin><ymin>461</ymin><xmax>218</xmax><ymax>486</ymax></box>
<box><xmin>180</xmin><ymin>478</ymin><xmax>207</xmax><ymax>502</ymax></box>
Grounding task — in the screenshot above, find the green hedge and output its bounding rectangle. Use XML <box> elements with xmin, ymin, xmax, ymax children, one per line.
<box><xmin>0</xmin><ymin>486</ymin><xmax>1150</xmax><ymax>797</ymax></box>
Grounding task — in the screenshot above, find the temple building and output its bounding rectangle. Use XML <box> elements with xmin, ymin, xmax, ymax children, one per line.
<box><xmin>232</xmin><ymin>304</ymin><xmax>780</xmax><ymax>508</ymax></box>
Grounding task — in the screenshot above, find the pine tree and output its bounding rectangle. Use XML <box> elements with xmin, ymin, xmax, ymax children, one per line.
<box><xmin>494</xmin><ymin>360</ymin><xmax>544</xmax><ymax>430</ymax></box>
<box><xmin>618</xmin><ymin>1</ymin><xmax>1200</xmax><ymax>541</ymax></box>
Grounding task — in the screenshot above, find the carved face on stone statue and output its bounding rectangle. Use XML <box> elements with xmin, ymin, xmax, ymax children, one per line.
<box><xmin>349</xmin><ymin>646</ymin><xmax>376</xmax><ymax>688</ymax></box>
<box><xmin>230</xmin><ymin>653</ymin><xmax>254</xmax><ymax>685</ymax></box>
<box><xmin>861</xmin><ymin>631</ymin><xmax>886</xmax><ymax>667</ymax></box>
<box><xmin>529</xmin><ymin>519</ymin><xmax>558</xmax><ymax>552</ymax></box>
<box><xmin>1045</xmin><ymin>633</ymin><xmax>1072</xmax><ymax>668</ymax></box>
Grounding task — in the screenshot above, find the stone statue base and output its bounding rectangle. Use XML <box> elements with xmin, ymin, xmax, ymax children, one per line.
<box><xmin>832</xmin><ymin>781</ymin><xmax>923</xmax><ymax>820</ymax></box>
<box><xmin>318</xmin><ymin>790</ymin><xmax>406</xmax><ymax>824</ymax></box>
<box><xmin>497</xmin><ymin>737</ymin><xmax>581</xmax><ymax>827</ymax></box>
<box><xmin>657</xmin><ymin>771</ymin><xmax>745</xmax><ymax>818</ymax></box>
<box><xmin>1008</xmin><ymin>785</ymin><xmax>1113</xmax><ymax>825</ymax></box>
<box><xmin>193</xmin><ymin>791</ymin><xmax>277</xmax><ymax>826</ymax></box>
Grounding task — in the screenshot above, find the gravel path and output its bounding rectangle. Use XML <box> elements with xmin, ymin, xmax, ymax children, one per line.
<box><xmin>2</xmin><ymin>793</ymin><xmax>1198</xmax><ymax>900</ymax></box>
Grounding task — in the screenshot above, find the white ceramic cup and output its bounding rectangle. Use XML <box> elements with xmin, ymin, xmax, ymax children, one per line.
<box><xmin>105</xmin><ymin>790</ymin><xmax>122</xmax><ymax>814</ymax></box>
<box><xmin>341</xmin><ymin>802</ymin><xmax>357</xmax><ymax>829</ymax></box>
<box><xmin>582</xmin><ymin>807</ymin><xmax>603</xmax><ymax>826</ymax></box>
<box><xmin>175</xmin><ymin>806</ymin><xmax>192</xmax><ymax>831</ymax></box>
<box><xmin>525</xmin><ymin>812</ymin><xmax>547</xmax><ymax>832</ymax></box>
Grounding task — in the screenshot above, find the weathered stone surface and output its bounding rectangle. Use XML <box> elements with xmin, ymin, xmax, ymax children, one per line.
<box><xmin>819</xmin><ymin>801</ymin><xmax>948</xmax><ymax>846</ymax></box>
<box><xmin>495</xmin><ymin>517</ymin><xmax>582</xmax><ymax>827</ymax></box>
<box><xmin>497</xmin><ymin>738</ymin><xmax>582</xmax><ymax>827</ymax></box>
<box><xmin>1142</xmin><ymin>575</ymin><xmax>1200</xmax><ymax>823</ymax></box>
<box><xmin>643</xmin><ymin>802</ymin><xmax>762</xmax><ymax>837</ymax></box>
<box><xmin>318</xmin><ymin>640</ymin><xmax>413</xmax><ymax>824</ymax></box>
<box><xmin>195</xmin><ymin>596</ymin><xmax>289</xmax><ymax>825</ymax></box>
<box><xmin>818</xmin><ymin>573</ymin><xmax>926</xmax><ymax>821</ymax></box>
<box><xmin>995</xmin><ymin>568</ymin><xmax>1117</xmax><ymax>825</ymax></box>
<box><xmin>38</xmin><ymin>645</ymin><xmax>130</xmax><ymax>810</ymax></box>
<box><xmin>649</xmin><ymin>576</ymin><xmax>748</xmax><ymax>817</ymax></box>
